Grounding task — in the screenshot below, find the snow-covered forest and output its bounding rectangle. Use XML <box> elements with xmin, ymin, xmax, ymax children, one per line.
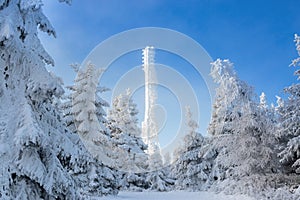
<box><xmin>1</xmin><ymin>1</ymin><xmax>300</xmax><ymax>200</ymax></box>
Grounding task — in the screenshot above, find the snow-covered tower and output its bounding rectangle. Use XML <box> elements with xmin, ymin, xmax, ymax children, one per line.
<box><xmin>142</xmin><ymin>46</ymin><xmax>161</xmax><ymax>156</ymax></box>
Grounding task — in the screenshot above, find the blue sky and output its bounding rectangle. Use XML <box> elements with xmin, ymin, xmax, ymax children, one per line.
<box><xmin>40</xmin><ymin>0</ymin><xmax>300</xmax><ymax>150</ymax></box>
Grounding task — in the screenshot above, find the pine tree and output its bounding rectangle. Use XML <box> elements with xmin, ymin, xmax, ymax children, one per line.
<box><xmin>172</xmin><ymin>106</ymin><xmax>207</xmax><ymax>191</ymax></box>
<box><xmin>208</xmin><ymin>59</ymin><xmax>277</xmax><ymax>180</ymax></box>
<box><xmin>108</xmin><ymin>89</ymin><xmax>148</xmax><ymax>170</ymax></box>
<box><xmin>145</xmin><ymin>151</ymin><xmax>172</xmax><ymax>192</ymax></box>
<box><xmin>259</xmin><ymin>92</ymin><xmax>268</xmax><ymax>110</ymax></box>
<box><xmin>0</xmin><ymin>1</ymin><xmax>118</xmax><ymax>198</ymax></box>
<box><xmin>60</xmin><ymin>63</ymin><xmax>119</xmax><ymax>197</ymax></box>
<box><xmin>278</xmin><ymin>34</ymin><xmax>300</xmax><ymax>173</ymax></box>
<box><xmin>61</xmin><ymin>63</ymin><xmax>110</xmax><ymax>135</ymax></box>
<box><xmin>208</xmin><ymin>59</ymin><xmax>250</xmax><ymax>136</ymax></box>
<box><xmin>107</xmin><ymin>89</ymin><xmax>149</xmax><ymax>190</ymax></box>
<box><xmin>72</xmin><ymin>62</ymin><xmax>114</xmax><ymax>159</ymax></box>
<box><xmin>0</xmin><ymin>0</ymin><xmax>79</xmax><ymax>199</ymax></box>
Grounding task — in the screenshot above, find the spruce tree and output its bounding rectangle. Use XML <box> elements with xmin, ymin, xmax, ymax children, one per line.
<box><xmin>172</xmin><ymin>106</ymin><xmax>207</xmax><ymax>191</ymax></box>
<box><xmin>278</xmin><ymin>34</ymin><xmax>300</xmax><ymax>173</ymax></box>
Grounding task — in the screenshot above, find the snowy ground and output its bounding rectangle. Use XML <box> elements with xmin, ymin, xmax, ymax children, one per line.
<box><xmin>99</xmin><ymin>191</ymin><xmax>254</xmax><ymax>200</ymax></box>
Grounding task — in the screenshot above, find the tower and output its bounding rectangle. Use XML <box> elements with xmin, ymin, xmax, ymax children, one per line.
<box><xmin>141</xmin><ymin>46</ymin><xmax>161</xmax><ymax>157</ymax></box>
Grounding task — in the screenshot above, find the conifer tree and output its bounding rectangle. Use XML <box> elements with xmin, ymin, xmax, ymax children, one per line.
<box><xmin>172</xmin><ymin>106</ymin><xmax>207</xmax><ymax>190</ymax></box>
<box><xmin>107</xmin><ymin>89</ymin><xmax>149</xmax><ymax>190</ymax></box>
<box><xmin>0</xmin><ymin>0</ymin><xmax>77</xmax><ymax>198</ymax></box>
<box><xmin>208</xmin><ymin>59</ymin><xmax>277</xmax><ymax>180</ymax></box>
<box><xmin>278</xmin><ymin>34</ymin><xmax>300</xmax><ymax>173</ymax></box>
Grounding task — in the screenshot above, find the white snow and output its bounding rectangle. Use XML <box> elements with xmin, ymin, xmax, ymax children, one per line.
<box><xmin>99</xmin><ymin>191</ymin><xmax>254</xmax><ymax>200</ymax></box>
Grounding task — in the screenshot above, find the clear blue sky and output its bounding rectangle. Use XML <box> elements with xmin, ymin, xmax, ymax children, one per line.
<box><xmin>40</xmin><ymin>0</ymin><xmax>300</xmax><ymax>150</ymax></box>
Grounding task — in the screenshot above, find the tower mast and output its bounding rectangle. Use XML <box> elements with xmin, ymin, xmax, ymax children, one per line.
<box><xmin>142</xmin><ymin>46</ymin><xmax>160</xmax><ymax>155</ymax></box>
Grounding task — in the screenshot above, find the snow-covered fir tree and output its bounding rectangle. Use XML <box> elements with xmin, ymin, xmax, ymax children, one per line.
<box><xmin>0</xmin><ymin>0</ymin><xmax>77</xmax><ymax>198</ymax></box>
<box><xmin>278</xmin><ymin>34</ymin><xmax>300</xmax><ymax>174</ymax></box>
<box><xmin>56</xmin><ymin>118</ymin><xmax>118</xmax><ymax>198</ymax></box>
<box><xmin>108</xmin><ymin>88</ymin><xmax>142</xmax><ymax>138</ymax></box>
<box><xmin>145</xmin><ymin>151</ymin><xmax>174</xmax><ymax>192</ymax></box>
<box><xmin>60</xmin><ymin>62</ymin><xmax>119</xmax><ymax>197</ymax></box>
<box><xmin>275</xmin><ymin>95</ymin><xmax>284</xmax><ymax>113</ymax></box>
<box><xmin>208</xmin><ymin>59</ymin><xmax>277</xmax><ymax>180</ymax></box>
<box><xmin>107</xmin><ymin>89</ymin><xmax>149</xmax><ymax>190</ymax></box>
<box><xmin>107</xmin><ymin>89</ymin><xmax>173</xmax><ymax>191</ymax></box>
<box><xmin>172</xmin><ymin>106</ymin><xmax>208</xmax><ymax>191</ymax></box>
<box><xmin>69</xmin><ymin>62</ymin><xmax>127</xmax><ymax>195</ymax></box>
<box><xmin>143</xmin><ymin>116</ymin><xmax>173</xmax><ymax>191</ymax></box>
<box><xmin>259</xmin><ymin>92</ymin><xmax>268</xmax><ymax>110</ymax></box>
<box><xmin>0</xmin><ymin>1</ymin><xmax>118</xmax><ymax>198</ymax></box>
<box><xmin>260</xmin><ymin>92</ymin><xmax>278</xmax><ymax>126</ymax></box>
<box><xmin>59</xmin><ymin>64</ymin><xmax>80</xmax><ymax>133</ymax></box>
<box><xmin>208</xmin><ymin>59</ymin><xmax>247</xmax><ymax>136</ymax></box>
<box><xmin>0</xmin><ymin>0</ymin><xmax>71</xmax><ymax>199</ymax></box>
<box><xmin>61</xmin><ymin>63</ymin><xmax>110</xmax><ymax>134</ymax></box>
<box><xmin>60</xmin><ymin>93</ymin><xmax>76</xmax><ymax>133</ymax></box>
<box><xmin>108</xmin><ymin>89</ymin><xmax>148</xmax><ymax>171</ymax></box>
<box><xmin>71</xmin><ymin>62</ymin><xmax>116</xmax><ymax>162</ymax></box>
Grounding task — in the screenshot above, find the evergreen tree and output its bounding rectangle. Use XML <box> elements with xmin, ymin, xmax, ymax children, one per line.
<box><xmin>0</xmin><ymin>1</ymin><xmax>118</xmax><ymax>198</ymax></box>
<box><xmin>208</xmin><ymin>59</ymin><xmax>250</xmax><ymax>136</ymax></box>
<box><xmin>60</xmin><ymin>63</ymin><xmax>119</xmax><ymax>197</ymax></box>
<box><xmin>259</xmin><ymin>92</ymin><xmax>268</xmax><ymax>110</ymax></box>
<box><xmin>72</xmin><ymin>62</ymin><xmax>114</xmax><ymax>158</ymax></box>
<box><xmin>61</xmin><ymin>63</ymin><xmax>110</xmax><ymax>134</ymax></box>
<box><xmin>0</xmin><ymin>0</ymin><xmax>78</xmax><ymax>199</ymax></box>
<box><xmin>278</xmin><ymin>34</ymin><xmax>300</xmax><ymax>173</ymax></box>
<box><xmin>108</xmin><ymin>89</ymin><xmax>148</xmax><ymax>171</ymax></box>
<box><xmin>107</xmin><ymin>89</ymin><xmax>149</xmax><ymax>190</ymax></box>
<box><xmin>145</xmin><ymin>151</ymin><xmax>173</xmax><ymax>192</ymax></box>
<box><xmin>172</xmin><ymin>106</ymin><xmax>207</xmax><ymax>191</ymax></box>
<box><xmin>208</xmin><ymin>59</ymin><xmax>277</xmax><ymax>180</ymax></box>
